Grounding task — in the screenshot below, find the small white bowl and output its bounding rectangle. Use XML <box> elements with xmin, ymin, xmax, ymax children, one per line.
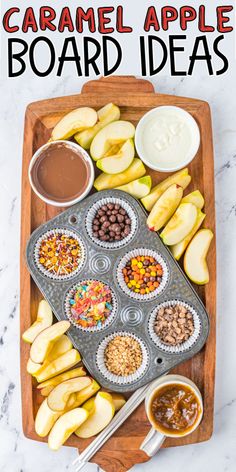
<box><xmin>28</xmin><ymin>140</ymin><xmax>94</xmax><ymax>207</ymax></box>
<box><xmin>135</xmin><ymin>106</ymin><xmax>200</xmax><ymax>173</ymax></box>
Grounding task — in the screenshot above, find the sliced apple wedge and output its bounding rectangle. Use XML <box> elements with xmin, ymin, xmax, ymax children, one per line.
<box><xmin>74</xmin><ymin>103</ymin><xmax>120</xmax><ymax>149</ymax></box>
<box><xmin>160</xmin><ymin>203</ymin><xmax>198</xmax><ymax>246</ymax></box>
<box><xmin>67</xmin><ymin>379</ymin><xmax>100</xmax><ymax>409</ymax></box>
<box><xmin>37</xmin><ymin>367</ymin><xmax>86</xmax><ymax>396</ymax></box>
<box><xmin>46</xmin><ymin>335</ymin><xmax>72</xmax><ymax>362</ymax></box>
<box><xmin>171</xmin><ymin>210</ymin><xmax>206</xmax><ymax>260</ymax></box>
<box><xmin>184</xmin><ymin>229</ymin><xmax>213</xmax><ymax>284</ymax></box>
<box><xmin>36</xmin><ymin>349</ymin><xmax>81</xmax><ymax>382</ymax></box>
<box><xmin>75</xmin><ymin>392</ymin><xmax>115</xmax><ymax>438</ymax></box>
<box><xmin>30</xmin><ymin>320</ymin><xmax>70</xmax><ymax>364</ymax></box>
<box><xmin>147</xmin><ymin>184</ymin><xmax>183</xmax><ymax>232</ymax></box>
<box><xmin>48</xmin><ymin>408</ymin><xmax>89</xmax><ymax>451</ymax></box>
<box><xmin>116</xmin><ymin>176</ymin><xmax>152</xmax><ymax>199</ymax></box>
<box><xmin>181</xmin><ymin>190</ymin><xmax>204</xmax><ymax>210</ymax></box>
<box><xmin>50</xmin><ymin>107</ymin><xmax>97</xmax><ymax>141</ymax></box>
<box><xmin>111</xmin><ymin>393</ymin><xmax>126</xmax><ymax>411</ymax></box>
<box><xmin>47</xmin><ymin>377</ymin><xmax>91</xmax><ymax>412</ymax></box>
<box><xmin>22</xmin><ymin>300</ymin><xmax>53</xmax><ymax>344</ymax></box>
<box><xmin>96</xmin><ymin>139</ymin><xmax>135</xmax><ymax>174</ymax></box>
<box><xmin>35</xmin><ymin>399</ymin><xmax>61</xmax><ymax>437</ymax></box>
<box><xmin>94</xmin><ymin>158</ymin><xmax>146</xmax><ymax>191</ymax></box>
<box><xmin>90</xmin><ymin>120</ymin><xmax>135</xmax><ymax>161</ymax></box>
<box><xmin>141</xmin><ymin>168</ymin><xmax>191</xmax><ymax>211</ymax></box>
<box><xmin>27</xmin><ymin>358</ymin><xmax>42</xmax><ymax>375</ymax></box>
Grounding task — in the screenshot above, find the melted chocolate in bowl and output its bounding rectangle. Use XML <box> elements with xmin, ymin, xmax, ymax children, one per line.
<box><xmin>31</xmin><ymin>142</ymin><xmax>91</xmax><ymax>204</ymax></box>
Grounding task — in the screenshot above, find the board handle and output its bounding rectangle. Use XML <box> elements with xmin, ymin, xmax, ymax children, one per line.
<box><xmin>81</xmin><ymin>75</ymin><xmax>154</xmax><ymax>94</ymax></box>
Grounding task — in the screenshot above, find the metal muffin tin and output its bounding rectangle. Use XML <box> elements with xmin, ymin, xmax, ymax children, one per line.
<box><xmin>26</xmin><ymin>189</ymin><xmax>209</xmax><ymax>392</ymax></box>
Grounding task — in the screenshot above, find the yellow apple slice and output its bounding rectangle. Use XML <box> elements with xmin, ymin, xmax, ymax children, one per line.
<box><xmin>96</xmin><ymin>139</ymin><xmax>135</xmax><ymax>174</ymax></box>
<box><xmin>116</xmin><ymin>176</ymin><xmax>152</xmax><ymax>199</ymax></box>
<box><xmin>66</xmin><ymin>379</ymin><xmax>100</xmax><ymax>409</ymax></box>
<box><xmin>30</xmin><ymin>320</ymin><xmax>70</xmax><ymax>364</ymax></box>
<box><xmin>50</xmin><ymin>107</ymin><xmax>97</xmax><ymax>141</ymax></box>
<box><xmin>27</xmin><ymin>358</ymin><xmax>42</xmax><ymax>375</ymax></box>
<box><xmin>160</xmin><ymin>203</ymin><xmax>198</xmax><ymax>246</ymax></box>
<box><xmin>184</xmin><ymin>229</ymin><xmax>214</xmax><ymax>284</ymax></box>
<box><xmin>141</xmin><ymin>168</ymin><xmax>191</xmax><ymax>211</ymax></box>
<box><xmin>181</xmin><ymin>190</ymin><xmax>204</xmax><ymax>210</ymax></box>
<box><xmin>47</xmin><ymin>377</ymin><xmax>92</xmax><ymax>412</ymax></box>
<box><xmin>74</xmin><ymin>103</ymin><xmax>120</xmax><ymax>149</ymax></box>
<box><xmin>90</xmin><ymin>121</ymin><xmax>135</xmax><ymax>161</ymax></box>
<box><xmin>147</xmin><ymin>184</ymin><xmax>183</xmax><ymax>232</ymax></box>
<box><xmin>48</xmin><ymin>408</ymin><xmax>89</xmax><ymax>451</ymax></box>
<box><xmin>35</xmin><ymin>399</ymin><xmax>61</xmax><ymax>437</ymax></box>
<box><xmin>37</xmin><ymin>367</ymin><xmax>86</xmax><ymax>396</ymax></box>
<box><xmin>75</xmin><ymin>392</ymin><xmax>115</xmax><ymax>438</ymax></box>
<box><xmin>36</xmin><ymin>349</ymin><xmax>81</xmax><ymax>382</ymax></box>
<box><xmin>171</xmin><ymin>210</ymin><xmax>206</xmax><ymax>260</ymax></box>
<box><xmin>28</xmin><ymin>335</ymin><xmax>73</xmax><ymax>377</ymax></box>
<box><xmin>94</xmin><ymin>158</ymin><xmax>146</xmax><ymax>191</ymax></box>
<box><xmin>22</xmin><ymin>300</ymin><xmax>53</xmax><ymax>344</ymax></box>
<box><xmin>110</xmin><ymin>393</ymin><xmax>126</xmax><ymax>411</ymax></box>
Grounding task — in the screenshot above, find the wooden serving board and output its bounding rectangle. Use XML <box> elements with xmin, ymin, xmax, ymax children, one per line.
<box><xmin>20</xmin><ymin>76</ymin><xmax>216</xmax><ymax>471</ymax></box>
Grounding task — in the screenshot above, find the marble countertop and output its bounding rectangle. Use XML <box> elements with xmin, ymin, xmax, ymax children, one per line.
<box><xmin>1</xmin><ymin>67</ymin><xmax>236</xmax><ymax>471</ymax></box>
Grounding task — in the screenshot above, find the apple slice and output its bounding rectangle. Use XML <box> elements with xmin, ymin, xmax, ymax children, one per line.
<box><xmin>75</xmin><ymin>392</ymin><xmax>115</xmax><ymax>438</ymax></box>
<box><xmin>171</xmin><ymin>209</ymin><xmax>206</xmax><ymax>260</ymax></box>
<box><xmin>27</xmin><ymin>358</ymin><xmax>42</xmax><ymax>375</ymax></box>
<box><xmin>74</xmin><ymin>103</ymin><xmax>120</xmax><ymax>149</ymax></box>
<box><xmin>36</xmin><ymin>349</ymin><xmax>81</xmax><ymax>382</ymax></box>
<box><xmin>184</xmin><ymin>229</ymin><xmax>214</xmax><ymax>284</ymax></box>
<box><xmin>181</xmin><ymin>190</ymin><xmax>204</xmax><ymax>210</ymax></box>
<box><xmin>47</xmin><ymin>377</ymin><xmax>92</xmax><ymax>412</ymax></box>
<box><xmin>147</xmin><ymin>184</ymin><xmax>183</xmax><ymax>232</ymax></box>
<box><xmin>48</xmin><ymin>408</ymin><xmax>89</xmax><ymax>451</ymax></box>
<box><xmin>37</xmin><ymin>367</ymin><xmax>86</xmax><ymax>396</ymax></box>
<box><xmin>116</xmin><ymin>176</ymin><xmax>152</xmax><ymax>199</ymax></box>
<box><xmin>141</xmin><ymin>168</ymin><xmax>191</xmax><ymax>211</ymax></box>
<box><xmin>35</xmin><ymin>399</ymin><xmax>61</xmax><ymax>437</ymax></box>
<box><xmin>94</xmin><ymin>158</ymin><xmax>146</xmax><ymax>191</ymax></box>
<box><xmin>30</xmin><ymin>320</ymin><xmax>70</xmax><ymax>364</ymax></box>
<box><xmin>110</xmin><ymin>393</ymin><xmax>126</xmax><ymax>411</ymax></box>
<box><xmin>66</xmin><ymin>379</ymin><xmax>100</xmax><ymax>409</ymax></box>
<box><xmin>46</xmin><ymin>335</ymin><xmax>72</xmax><ymax>362</ymax></box>
<box><xmin>50</xmin><ymin>107</ymin><xmax>97</xmax><ymax>141</ymax></box>
<box><xmin>22</xmin><ymin>300</ymin><xmax>53</xmax><ymax>344</ymax></box>
<box><xmin>90</xmin><ymin>120</ymin><xmax>135</xmax><ymax>161</ymax></box>
<box><xmin>96</xmin><ymin>139</ymin><xmax>135</xmax><ymax>174</ymax></box>
<box><xmin>160</xmin><ymin>203</ymin><xmax>198</xmax><ymax>246</ymax></box>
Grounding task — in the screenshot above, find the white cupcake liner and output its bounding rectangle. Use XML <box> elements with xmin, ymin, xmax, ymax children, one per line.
<box><xmin>148</xmin><ymin>300</ymin><xmax>201</xmax><ymax>354</ymax></box>
<box><xmin>85</xmin><ymin>197</ymin><xmax>138</xmax><ymax>250</ymax></box>
<box><xmin>34</xmin><ymin>228</ymin><xmax>86</xmax><ymax>281</ymax></box>
<box><xmin>96</xmin><ymin>331</ymin><xmax>149</xmax><ymax>385</ymax></box>
<box><xmin>64</xmin><ymin>279</ymin><xmax>117</xmax><ymax>333</ymax></box>
<box><xmin>116</xmin><ymin>248</ymin><xmax>169</xmax><ymax>301</ymax></box>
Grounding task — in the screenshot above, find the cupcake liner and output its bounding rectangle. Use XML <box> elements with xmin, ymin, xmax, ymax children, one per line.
<box><xmin>34</xmin><ymin>228</ymin><xmax>86</xmax><ymax>281</ymax></box>
<box><xmin>148</xmin><ymin>300</ymin><xmax>202</xmax><ymax>354</ymax></box>
<box><xmin>116</xmin><ymin>248</ymin><xmax>169</xmax><ymax>301</ymax></box>
<box><xmin>64</xmin><ymin>279</ymin><xmax>118</xmax><ymax>333</ymax></box>
<box><xmin>85</xmin><ymin>197</ymin><xmax>138</xmax><ymax>250</ymax></box>
<box><xmin>96</xmin><ymin>331</ymin><xmax>149</xmax><ymax>385</ymax></box>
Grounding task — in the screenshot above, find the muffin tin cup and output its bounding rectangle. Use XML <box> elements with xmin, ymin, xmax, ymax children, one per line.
<box><xmin>148</xmin><ymin>300</ymin><xmax>201</xmax><ymax>354</ymax></box>
<box><xmin>64</xmin><ymin>279</ymin><xmax>118</xmax><ymax>333</ymax></box>
<box><xmin>96</xmin><ymin>331</ymin><xmax>149</xmax><ymax>385</ymax></box>
<box><xmin>85</xmin><ymin>196</ymin><xmax>138</xmax><ymax>250</ymax></box>
<box><xmin>34</xmin><ymin>228</ymin><xmax>86</xmax><ymax>281</ymax></box>
<box><xmin>116</xmin><ymin>248</ymin><xmax>169</xmax><ymax>301</ymax></box>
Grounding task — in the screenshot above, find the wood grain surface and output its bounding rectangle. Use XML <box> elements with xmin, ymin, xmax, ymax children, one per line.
<box><xmin>20</xmin><ymin>76</ymin><xmax>216</xmax><ymax>472</ymax></box>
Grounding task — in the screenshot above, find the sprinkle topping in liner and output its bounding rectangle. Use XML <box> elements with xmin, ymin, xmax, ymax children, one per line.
<box><xmin>104</xmin><ymin>335</ymin><xmax>143</xmax><ymax>376</ymax></box>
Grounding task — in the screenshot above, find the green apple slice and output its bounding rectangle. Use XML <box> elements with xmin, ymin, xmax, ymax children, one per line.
<box><xmin>37</xmin><ymin>367</ymin><xmax>86</xmax><ymax>396</ymax></box>
<box><xmin>181</xmin><ymin>190</ymin><xmax>205</xmax><ymax>209</ymax></box>
<box><xmin>36</xmin><ymin>349</ymin><xmax>81</xmax><ymax>382</ymax></box>
<box><xmin>90</xmin><ymin>120</ymin><xmax>135</xmax><ymax>161</ymax></box>
<box><xmin>30</xmin><ymin>320</ymin><xmax>70</xmax><ymax>364</ymax></box>
<box><xmin>96</xmin><ymin>139</ymin><xmax>135</xmax><ymax>174</ymax></box>
<box><xmin>184</xmin><ymin>229</ymin><xmax>213</xmax><ymax>284</ymax></box>
<box><xmin>116</xmin><ymin>176</ymin><xmax>152</xmax><ymax>199</ymax></box>
<box><xmin>50</xmin><ymin>107</ymin><xmax>97</xmax><ymax>141</ymax></box>
<box><xmin>160</xmin><ymin>203</ymin><xmax>198</xmax><ymax>246</ymax></box>
<box><xmin>47</xmin><ymin>377</ymin><xmax>92</xmax><ymax>412</ymax></box>
<box><xmin>141</xmin><ymin>168</ymin><xmax>191</xmax><ymax>211</ymax></box>
<box><xmin>22</xmin><ymin>300</ymin><xmax>53</xmax><ymax>344</ymax></box>
<box><xmin>171</xmin><ymin>209</ymin><xmax>206</xmax><ymax>260</ymax></box>
<box><xmin>94</xmin><ymin>158</ymin><xmax>146</xmax><ymax>191</ymax></box>
<box><xmin>48</xmin><ymin>408</ymin><xmax>89</xmax><ymax>450</ymax></box>
<box><xmin>35</xmin><ymin>399</ymin><xmax>61</xmax><ymax>438</ymax></box>
<box><xmin>74</xmin><ymin>103</ymin><xmax>120</xmax><ymax>149</ymax></box>
<box><xmin>147</xmin><ymin>184</ymin><xmax>183</xmax><ymax>232</ymax></box>
<box><xmin>75</xmin><ymin>392</ymin><xmax>115</xmax><ymax>438</ymax></box>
